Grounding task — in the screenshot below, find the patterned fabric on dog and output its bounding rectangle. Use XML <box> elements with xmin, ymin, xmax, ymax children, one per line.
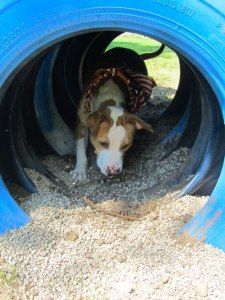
<box><xmin>84</xmin><ymin>68</ymin><xmax>156</xmax><ymax>114</ymax></box>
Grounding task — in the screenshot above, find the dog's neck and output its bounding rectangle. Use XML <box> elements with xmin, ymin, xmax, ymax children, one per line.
<box><xmin>92</xmin><ymin>79</ymin><xmax>126</xmax><ymax>112</ymax></box>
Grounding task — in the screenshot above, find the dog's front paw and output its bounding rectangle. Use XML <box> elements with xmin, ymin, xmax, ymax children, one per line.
<box><xmin>69</xmin><ymin>168</ymin><xmax>87</xmax><ymax>181</ymax></box>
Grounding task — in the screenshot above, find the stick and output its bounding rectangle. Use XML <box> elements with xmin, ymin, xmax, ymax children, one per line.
<box><xmin>82</xmin><ymin>196</ymin><xmax>140</xmax><ymax>221</ymax></box>
<box><xmin>72</xmin><ymin>177</ymin><xmax>103</xmax><ymax>188</ymax></box>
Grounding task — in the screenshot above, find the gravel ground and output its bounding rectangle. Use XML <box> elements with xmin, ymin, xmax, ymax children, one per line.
<box><xmin>1</xmin><ymin>101</ymin><xmax>225</xmax><ymax>299</ymax></box>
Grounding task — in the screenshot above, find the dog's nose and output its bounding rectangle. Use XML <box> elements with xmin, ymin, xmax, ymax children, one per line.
<box><xmin>106</xmin><ymin>165</ymin><xmax>121</xmax><ymax>176</ymax></box>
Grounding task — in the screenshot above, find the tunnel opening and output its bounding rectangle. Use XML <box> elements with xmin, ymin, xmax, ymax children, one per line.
<box><xmin>106</xmin><ymin>33</ymin><xmax>180</xmax><ymax>114</ymax></box>
<box><xmin>0</xmin><ymin>30</ymin><xmax>224</xmax><ymax>210</ymax></box>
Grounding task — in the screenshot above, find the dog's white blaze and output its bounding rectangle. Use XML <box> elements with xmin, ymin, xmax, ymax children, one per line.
<box><xmin>97</xmin><ymin>106</ymin><xmax>125</xmax><ymax>175</ymax></box>
<box><xmin>109</xmin><ymin>105</ymin><xmax>124</xmax><ymax>121</ymax></box>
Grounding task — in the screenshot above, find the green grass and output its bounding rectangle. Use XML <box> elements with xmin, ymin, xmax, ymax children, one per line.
<box><xmin>0</xmin><ymin>265</ymin><xmax>18</xmax><ymax>289</ymax></box>
<box><xmin>107</xmin><ymin>33</ymin><xmax>180</xmax><ymax>90</ymax></box>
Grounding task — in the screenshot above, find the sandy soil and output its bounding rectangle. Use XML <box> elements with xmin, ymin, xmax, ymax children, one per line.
<box><xmin>1</xmin><ymin>98</ymin><xmax>225</xmax><ymax>300</ymax></box>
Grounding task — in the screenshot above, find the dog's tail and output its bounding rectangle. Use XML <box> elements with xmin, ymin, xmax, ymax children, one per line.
<box><xmin>140</xmin><ymin>44</ymin><xmax>166</xmax><ymax>60</ymax></box>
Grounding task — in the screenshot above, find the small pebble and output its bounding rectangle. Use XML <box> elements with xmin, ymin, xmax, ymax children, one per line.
<box><xmin>153</xmin><ymin>283</ymin><xmax>160</xmax><ymax>290</ymax></box>
<box><xmin>150</xmin><ymin>211</ymin><xmax>159</xmax><ymax>220</ymax></box>
<box><xmin>65</xmin><ymin>231</ymin><xmax>78</xmax><ymax>242</ymax></box>
<box><xmin>182</xmin><ymin>214</ymin><xmax>192</xmax><ymax>224</ymax></box>
<box><xmin>195</xmin><ymin>282</ymin><xmax>208</xmax><ymax>297</ymax></box>
<box><xmin>117</xmin><ymin>255</ymin><xmax>127</xmax><ymax>263</ymax></box>
<box><xmin>95</xmin><ymin>238</ymin><xmax>105</xmax><ymax>246</ymax></box>
<box><xmin>0</xmin><ymin>257</ymin><xmax>5</xmax><ymax>264</ymax></box>
<box><xmin>161</xmin><ymin>276</ymin><xmax>170</xmax><ymax>284</ymax></box>
<box><xmin>64</xmin><ymin>165</ymin><xmax>71</xmax><ymax>171</ymax></box>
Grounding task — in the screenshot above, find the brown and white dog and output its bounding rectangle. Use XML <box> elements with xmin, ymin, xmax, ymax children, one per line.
<box><xmin>70</xmin><ymin>68</ymin><xmax>156</xmax><ymax>180</ymax></box>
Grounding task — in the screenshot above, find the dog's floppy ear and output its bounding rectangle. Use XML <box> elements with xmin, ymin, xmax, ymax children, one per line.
<box><xmin>86</xmin><ymin>111</ymin><xmax>100</xmax><ymax>137</ymax></box>
<box><xmin>126</xmin><ymin>113</ymin><xmax>154</xmax><ymax>133</ymax></box>
<box><xmin>134</xmin><ymin>116</ymin><xmax>154</xmax><ymax>133</ymax></box>
<box><xmin>87</xmin><ymin>108</ymin><xmax>112</xmax><ymax>136</ymax></box>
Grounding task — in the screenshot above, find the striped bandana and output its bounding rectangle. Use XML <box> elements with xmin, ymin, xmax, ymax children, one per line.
<box><xmin>84</xmin><ymin>68</ymin><xmax>156</xmax><ymax>114</ymax></box>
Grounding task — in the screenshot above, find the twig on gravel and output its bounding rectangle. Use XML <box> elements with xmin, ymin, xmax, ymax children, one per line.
<box><xmin>82</xmin><ymin>196</ymin><xmax>140</xmax><ymax>221</ymax></box>
<box><xmin>48</xmin><ymin>170</ymin><xmax>151</xmax><ymax>221</ymax></box>
<box><xmin>71</xmin><ymin>177</ymin><xmax>103</xmax><ymax>188</ymax></box>
<box><xmin>122</xmin><ymin>170</ymin><xmax>136</xmax><ymax>175</ymax></box>
<box><xmin>72</xmin><ymin>171</ymin><xmax>136</xmax><ymax>188</ymax></box>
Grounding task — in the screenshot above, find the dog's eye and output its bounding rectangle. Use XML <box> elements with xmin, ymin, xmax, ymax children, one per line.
<box><xmin>100</xmin><ymin>142</ymin><xmax>109</xmax><ymax>149</ymax></box>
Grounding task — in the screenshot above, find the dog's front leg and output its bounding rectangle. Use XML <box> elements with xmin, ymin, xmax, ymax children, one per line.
<box><xmin>70</xmin><ymin>122</ymin><xmax>88</xmax><ymax>181</ymax></box>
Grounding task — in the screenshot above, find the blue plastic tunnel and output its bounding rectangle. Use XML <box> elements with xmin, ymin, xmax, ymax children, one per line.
<box><xmin>0</xmin><ymin>0</ymin><xmax>225</xmax><ymax>251</ymax></box>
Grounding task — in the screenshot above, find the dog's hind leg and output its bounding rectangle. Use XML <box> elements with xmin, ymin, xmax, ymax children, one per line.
<box><xmin>70</xmin><ymin>119</ymin><xmax>88</xmax><ymax>181</ymax></box>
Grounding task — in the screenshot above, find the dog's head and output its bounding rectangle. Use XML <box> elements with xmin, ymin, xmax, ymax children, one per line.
<box><xmin>87</xmin><ymin>106</ymin><xmax>153</xmax><ymax>177</ymax></box>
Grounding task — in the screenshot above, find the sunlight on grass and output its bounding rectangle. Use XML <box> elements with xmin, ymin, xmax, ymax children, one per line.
<box><xmin>0</xmin><ymin>265</ymin><xmax>18</xmax><ymax>289</ymax></box>
<box><xmin>107</xmin><ymin>32</ymin><xmax>180</xmax><ymax>90</ymax></box>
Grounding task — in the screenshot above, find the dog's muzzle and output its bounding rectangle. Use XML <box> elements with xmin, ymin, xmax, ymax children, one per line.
<box><xmin>106</xmin><ymin>165</ymin><xmax>122</xmax><ymax>177</ymax></box>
